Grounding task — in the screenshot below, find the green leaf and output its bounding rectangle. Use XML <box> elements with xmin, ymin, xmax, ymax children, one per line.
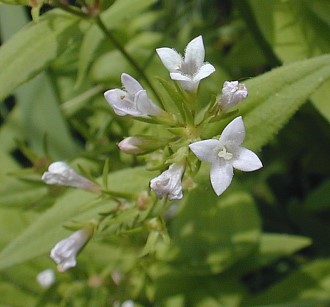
<box><xmin>0</xmin><ymin>4</ymin><xmax>28</xmax><ymax>42</ymax></box>
<box><xmin>257</xmin><ymin>233</ymin><xmax>311</xmax><ymax>267</ymax></box>
<box><xmin>0</xmin><ymin>166</ymin><xmax>154</xmax><ymax>271</ymax></box>
<box><xmin>246</xmin><ymin>259</ymin><xmax>330</xmax><ymax>305</ymax></box>
<box><xmin>249</xmin><ymin>0</ymin><xmax>330</xmax><ymax>121</ymax></box>
<box><xmin>310</xmin><ymin>79</ymin><xmax>330</xmax><ymax>122</ymax></box>
<box><xmin>0</xmin><ymin>9</ymin><xmax>80</xmax><ymax>103</ymax></box>
<box><xmin>163</xmin><ymin>180</ymin><xmax>261</xmax><ymax>274</ymax></box>
<box><xmin>241</xmin><ymin>54</ymin><xmax>330</xmax><ymax>150</ymax></box>
<box><xmin>17</xmin><ymin>72</ymin><xmax>80</xmax><ymax>159</ymax></box>
<box><xmin>304</xmin><ymin>179</ymin><xmax>330</xmax><ymax>212</ymax></box>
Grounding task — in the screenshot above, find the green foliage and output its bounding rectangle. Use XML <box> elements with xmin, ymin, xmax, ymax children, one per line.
<box><xmin>0</xmin><ymin>0</ymin><xmax>329</xmax><ymax>305</ymax></box>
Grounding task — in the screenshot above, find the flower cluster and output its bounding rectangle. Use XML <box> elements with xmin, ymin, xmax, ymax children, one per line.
<box><xmin>41</xmin><ymin>35</ymin><xmax>262</xmax><ymax>273</ymax></box>
<box><xmin>104</xmin><ymin>35</ymin><xmax>261</xmax><ymax>199</ymax></box>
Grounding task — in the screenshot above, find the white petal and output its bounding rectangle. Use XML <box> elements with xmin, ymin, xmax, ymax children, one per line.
<box><xmin>104</xmin><ymin>89</ymin><xmax>140</xmax><ymax>116</ymax></box>
<box><xmin>135</xmin><ymin>90</ymin><xmax>163</xmax><ymax>116</ymax></box>
<box><xmin>189</xmin><ymin>139</ymin><xmax>219</xmax><ymax>163</ymax></box>
<box><xmin>156</xmin><ymin>48</ymin><xmax>183</xmax><ymax>72</ymax></box>
<box><xmin>220</xmin><ymin>116</ymin><xmax>245</xmax><ymax>146</ymax></box>
<box><xmin>193</xmin><ymin>63</ymin><xmax>215</xmax><ymax>81</ymax></box>
<box><xmin>232</xmin><ymin>147</ymin><xmax>263</xmax><ymax>171</ymax></box>
<box><xmin>210</xmin><ymin>159</ymin><xmax>234</xmax><ymax>196</ymax></box>
<box><xmin>170</xmin><ymin>72</ymin><xmax>192</xmax><ymax>81</ymax></box>
<box><xmin>184</xmin><ymin>36</ymin><xmax>205</xmax><ymax>69</ymax></box>
<box><xmin>121</xmin><ymin>73</ymin><xmax>143</xmax><ymax>95</ymax></box>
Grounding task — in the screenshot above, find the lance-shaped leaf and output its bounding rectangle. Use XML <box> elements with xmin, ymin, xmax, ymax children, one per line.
<box><xmin>204</xmin><ymin>54</ymin><xmax>330</xmax><ymax>150</ymax></box>
<box><xmin>0</xmin><ymin>9</ymin><xmax>81</xmax><ymax>103</ymax></box>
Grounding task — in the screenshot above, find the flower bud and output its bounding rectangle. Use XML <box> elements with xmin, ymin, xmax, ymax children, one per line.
<box><xmin>118</xmin><ymin>136</ymin><xmax>169</xmax><ymax>155</ymax></box>
<box><xmin>36</xmin><ymin>269</ymin><xmax>55</xmax><ymax>289</ymax></box>
<box><xmin>217</xmin><ymin>81</ymin><xmax>248</xmax><ymax>112</ymax></box>
<box><xmin>150</xmin><ymin>163</ymin><xmax>185</xmax><ymax>200</ymax></box>
<box><xmin>42</xmin><ymin>162</ymin><xmax>99</xmax><ymax>192</ymax></box>
<box><xmin>50</xmin><ymin>226</ymin><xmax>94</xmax><ymax>272</ymax></box>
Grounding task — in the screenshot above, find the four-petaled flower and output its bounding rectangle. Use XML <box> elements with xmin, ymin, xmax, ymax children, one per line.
<box><xmin>50</xmin><ymin>227</ymin><xmax>93</xmax><ymax>272</ymax></box>
<box><xmin>218</xmin><ymin>81</ymin><xmax>248</xmax><ymax>112</ymax></box>
<box><xmin>42</xmin><ymin>162</ymin><xmax>99</xmax><ymax>192</ymax></box>
<box><xmin>189</xmin><ymin>116</ymin><xmax>262</xmax><ymax>196</ymax></box>
<box><xmin>104</xmin><ymin>73</ymin><xmax>163</xmax><ymax>117</ymax></box>
<box><xmin>156</xmin><ymin>36</ymin><xmax>215</xmax><ymax>92</ymax></box>
<box><xmin>150</xmin><ymin>163</ymin><xmax>185</xmax><ymax>200</ymax></box>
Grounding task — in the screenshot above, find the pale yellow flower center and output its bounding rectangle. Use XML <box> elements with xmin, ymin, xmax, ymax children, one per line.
<box><xmin>218</xmin><ymin>146</ymin><xmax>233</xmax><ymax>160</ymax></box>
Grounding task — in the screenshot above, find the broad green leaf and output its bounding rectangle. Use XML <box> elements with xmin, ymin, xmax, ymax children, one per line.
<box><xmin>0</xmin><ymin>9</ymin><xmax>80</xmax><ymax>103</ymax></box>
<box><xmin>0</xmin><ymin>166</ymin><xmax>154</xmax><ymax>270</ymax></box>
<box><xmin>163</xmin><ymin>178</ymin><xmax>261</xmax><ymax>274</ymax></box>
<box><xmin>76</xmin><ymin>0</ymin><xmax>157</xmax><ymax>86</ymax></box>
<box><xmin>0</xmin><ymin>152</ymin><xmax>48</xmax><ymax>210</ymax></box>
<box><xmin>17</xmin><ymin>72</ymin><xmax>80</xmax><ymax>159</ymax></box>
<box><xmin>304</xmin><ymin>180</ymin><xmax>330</xmax><ymax>212</ymax></box>
<box><xmin>310</xmin><ymin>79</ymin><xmax>330</xmax><ymax>122</ymax></box>
<box><xmin>257</xmin><ymin>234</ymin><xmax>311</xmax><ymax>267</ymax></box>
<box><xmin>0</xmin><ymin>4</ymin><xmax>28</xmax><ymax>42</ymax></box>
<box><xmin>241</xmin><ymin>54</ymin><xmax>330</xmax><ymax>150</ymax></box>
<box><xmin>249</xmin><ymin>0</ymin><xmax>330</xmax><ymax>121</ymax></box>
<box><xmin>246</xmin><ymin>259</ymin><xmax>330</xmax><ymax>305</ymax></box>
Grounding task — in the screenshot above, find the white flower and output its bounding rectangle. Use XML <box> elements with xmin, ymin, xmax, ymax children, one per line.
<box><xmin>50</xmin><ymin>227</ymin><xmax>93</xmax><ymax>272</ymax></box>
<box><xmin>36</xmin><ymin>269</ymin><xmax>55</xmax><ymax>289</ymax></box>
<box><xmin>150</xmin><ymin>163</ymin><xmax>185</xmax><ymax>200</ymax></box>
<box><xmin>189</xmin><ymin>116</ymin><xmax>262</xmax><ymax>196</ymax></box>
<box><xmin>104</xmin><ymin>73</ymin><xmax>163</xmax><ymax>117</ymax></box>
<box><xmin>156</xmin><ymin>35</ymin><xmax>215</xmax><ymax>92</ymax></box>
<box><xmin>218</xmin><ymin>81</ymin><xmax>248</xmax><ymax>112</ymax></box>
<box><xmin>121</xmin><ymin>300</ymin><xmax>135</xmax><ymax>307</ymax></box>
<box><xmin>42</xmin><ymin>162</ymin><xmax>99</xmax><ymax>192</ymax></box>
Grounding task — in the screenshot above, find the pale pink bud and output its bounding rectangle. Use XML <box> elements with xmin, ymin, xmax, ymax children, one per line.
<box><xmin>218</xmin><ymin>81</ymin><xmax>248</xmax><ymax>112</ymax></box>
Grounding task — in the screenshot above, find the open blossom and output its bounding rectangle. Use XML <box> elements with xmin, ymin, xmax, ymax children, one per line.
<box><xmin>42</xmin><ymin>161</ymin><xmax>99</xmax><ymax>192</ymax></box>
<box><xmin>156</xmin><ymin>35</ymin><xmax>215</xmax><ymax>92</ymax></box>
<box><xmin>218</xmin><ymin>81</ymin><xmax>248</xmax><ymax>112</ymax></box>
<box><xmin>104</xmin><ymin>73</ymin><xmax>163</xmax><ymax>117</ymax></box>
<box><xmin>189</xmin><ymin>116</ymin><xmax>262</xmax><ymax>196</ymax></box>
<box><xmin>150</xmin><ymin>163</ymin><xmax>185</xmax><ymax>200</ymax></box>
<box><xmin>50</xmin><ymin>227</ymin><xmax>93</xmax><ymax>272</ymax></box>
<box><xmin>36</xmin><ymin>269</ymin><xmax>55</xmax><ymax>289</ymax></box>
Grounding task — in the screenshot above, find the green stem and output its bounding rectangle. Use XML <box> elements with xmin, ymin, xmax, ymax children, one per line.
<box><xmin>94</xmin><ymin>15</ymin><xmax>163</xmax><ymax>105</ymax></box>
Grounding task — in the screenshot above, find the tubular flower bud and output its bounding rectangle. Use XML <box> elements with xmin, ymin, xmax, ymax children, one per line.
<box><xmin>50</xmin><ymin>226</ymin><xmax>94</xmax><ymax>272</ymax></box>
<box><xmin>217</xmin><ymin>81</ymin><xmax>248</xmax><ymax>112</ymax></box>
<box><xmin>150</xmin><ymin>163</ymin><xmax>185</xmax><ymax>200</ymax></box>
<box><xmin>41</xmin><ymin>161</ymin><xmax>99</xmax><ymax>192</ymax></box>
<box><xmin>118</xmin><ymin>136</ymin><xmax>169</xmax><ymax>155</ymax></box>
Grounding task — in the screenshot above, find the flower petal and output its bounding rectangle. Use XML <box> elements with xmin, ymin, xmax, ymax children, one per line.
<box><xmin>210</xmin><ymin>159</ymin><xmax>234</xmax><ymax>196</ymax></box>
<box><xmin>121</xmin><ymin>73</ymin><xmax>143</xmax><ymax>95</ymax></box>
<box><xmin>189</xmin><ymin>139</ymin><xmax>219</xmax><ymax>163</ymax></box>
<box><xmin>156</xmin><ymin>47</ymin><xmax>183</xmax><ymax>72</ymax></box>
<box><xmin>220</xmin><ymin>116</ymin><xmax>245</xmax><ymax>146</ymax></box>
<box><xmin>193</xmin><ymin>63</ymin><xmax>215</xmax><ymax>81</ymax></box>
<box><xmin>135</xmin><ymin>90</ymin><xmax>163</xmax><ymax>116</ymax></box>
<box><xmin>104</xmin><ymin>89</ymin><xmax>141</xmax><ymax>116</ymax></box>
<box><xmin>170</xmin><ymin>72</ymin><xmax>192</xmax><ymax>81</ymax></box>
<box><xmin>232</xmin><ymin>147</ymin><xmax>263</xmax><ymax>171</ymax></box>
<box><xmin>184</xmin><ymin>36</ymin><xmax>205</xmax><ymax>69</ymax></box>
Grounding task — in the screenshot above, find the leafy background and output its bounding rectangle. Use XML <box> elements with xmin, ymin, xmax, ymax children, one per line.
<box><xmin>0</xmin><ymin>0</ymin><xmax>329</xmax><ymax>306</ymax></box>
